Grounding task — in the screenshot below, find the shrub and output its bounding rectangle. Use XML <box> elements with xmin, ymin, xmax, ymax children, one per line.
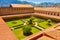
<box><xmin>47</xmin><ymin>23</ymin><xmax>52</xmax><ymax>26</ymax></box>
<box><xmin>47</xmin><ymin>19</ymin><xmax>52</xmax><ymax>26</ymax></box>
<box><xmin>47</xmin><ymin>19</ymin><xmax>52</xmax><ymax>23</ymax></box>
<box><xmin>23</xmin><ymin>25</ymin><xmax>32</xmax><ymax>36</ymax></box>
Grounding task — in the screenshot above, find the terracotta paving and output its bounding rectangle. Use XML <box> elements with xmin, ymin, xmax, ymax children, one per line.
<box><xmin>0</xmin><ymin>17</ymin><xmax>18</xmax><ymax>40</ymax></box>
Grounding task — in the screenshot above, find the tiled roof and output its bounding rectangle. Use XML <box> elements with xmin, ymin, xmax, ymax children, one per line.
<box><xmin>55</xmin><ymin>26</ymin><xmax>60</xmax><ymax>30</ymax></box>
<box><xmin>37</xmin><ymin>36</ymin><xmax>55</xmax><ymax>40</ymax></box>
<box><xmin>0</xmin><ymin>17</ymin><xmax>18</xmax><ymax>40</ymax></box>
<box><xmin>35</xmin><ymin>7</ymin><xmax>60</xmax><ymax>12</ymax></box>
<box><xmin>44</xmin><ymin>29</ymin><xmax>60</xmax><ymax>40</ymax></box>
<box><xmin>10</xmin><ymin>4</ymin><xmax>33</xmax><ymax>7</ymax></box>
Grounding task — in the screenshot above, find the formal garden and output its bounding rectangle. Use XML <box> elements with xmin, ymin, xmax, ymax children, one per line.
<box><xmin>5</xmin><ymin>16</ymin><xmax>56</xmax><ymax>40</ymax></box>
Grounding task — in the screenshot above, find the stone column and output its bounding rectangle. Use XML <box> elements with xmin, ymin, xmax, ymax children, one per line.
<box><xmin>54</xmin><ymin>13</ymin><xmax>55</xmax><ymax>16</ymax></box>
<box><xmin>49</xmin><ymin>11</ymin><xmax>52</xmax><ymax>15</ymax></box>
<box><xmin>52</xmin><ymin>12</ymin><xmax>55</xmax><ymax>16</ymax></box>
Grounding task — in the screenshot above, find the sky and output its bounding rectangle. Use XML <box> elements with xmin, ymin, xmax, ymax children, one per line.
<box><xmin>18</xmin><ymin>0</ymin><xmax>60</xmax><ymax>4</ymax></box>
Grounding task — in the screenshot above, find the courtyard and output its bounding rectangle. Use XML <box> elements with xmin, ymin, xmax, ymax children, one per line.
<box><xmin>5</xmin><ymin>16</ymin><xmax>56</xmax><ymax>40</ymax></box>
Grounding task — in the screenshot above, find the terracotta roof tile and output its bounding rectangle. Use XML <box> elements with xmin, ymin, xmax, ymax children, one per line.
<box><xmin>0</xmin><ymin>17</ymin><xmax>18</xmax><ymax>40</ymax></box>
<box><xmin>35</xmin><ymin>7</ymin><xmax>60</xmax><ymax>12</ymax></box>
<box><xmin>55</xmin><ymin>26</ymin><xmax>60</xmax><ymax>30</ymax></box>
<box><xmin>37</xmin><ymin>36</ymin><xmax>55</xmax><ymax>40</ymax></box>
<box><xmin>44</xmin><ymin>29</ymin><xmax>60</xmax><ymax>40</ymax></box>
<box><xmin>10</xmin><ymin>4</ymin><xmax>33</xmax><ymax>7</ymax></box>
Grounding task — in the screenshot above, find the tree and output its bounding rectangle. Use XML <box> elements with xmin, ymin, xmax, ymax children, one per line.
<box><xmin>47</xmin><ymin>19</ymin><xmax>52</xmax><ymax>26</ymax></box>
<box><xmin>28</xmin><ymin>16</ymin><xmax>34</xmax><ymax>24</ymax></box>
<box><xmin>29</xmin><ymin>19</ymin><xmax>33</xmax><ymax>24</ymax></box>
<box><xmin>23</xmin><ymin>25</ymin><xmax>32</xmax><ymax>36</ymax></box>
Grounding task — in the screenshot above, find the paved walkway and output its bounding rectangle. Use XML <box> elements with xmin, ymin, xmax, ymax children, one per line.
<box><xmin>34</xmin><ymin>22</ymin><xmax>44</xmax><ymax>30</ymax></box>
<box><xmin>0</xmin><ymin>17</ymin><xmax>18</xmax><ymax>40</ymax></box>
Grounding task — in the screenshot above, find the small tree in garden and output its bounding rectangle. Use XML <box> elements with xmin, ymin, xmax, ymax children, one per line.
<box><xmin>29</xmin><ymin>18</ymin><xmax>33</xmax><ymax>24</ymax></box>
<box><xmin>28</xmin><ymin>16</ymin><xmax>34</xmax><ymax>25</ymax></box>
<box><xmin>23</xmin><ymin>25</ymin><xmax>32</xmax><ymax>36</ymax></box>
<box><xmin>47</xmin><ymin>19</ymin><xmax>52</xmax><ymax>26</ymax></box>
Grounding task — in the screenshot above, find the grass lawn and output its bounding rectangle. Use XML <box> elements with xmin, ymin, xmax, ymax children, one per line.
<box><xmin>5</xmin><ymin>17</ymin><xmax>56</xmax><ymax>40</ymax></box>
<box><xmin>38</xmin><ymin>21</ymin><xmax>56</xmax><ymax>28</ymax></box>
<box><xmin>6</xmin><ymin>19</ymin><xmax>40</xmax><ymax>40</ymax></box>
<box><xmin>6</xmin><ymin>20</ymin><xmax>24</xmax><ymax>28</ymax></box>
<box><xmin>12</xmin><ymin>27</ymin><xmax>40</xmax><ymax>40</ymax></box>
